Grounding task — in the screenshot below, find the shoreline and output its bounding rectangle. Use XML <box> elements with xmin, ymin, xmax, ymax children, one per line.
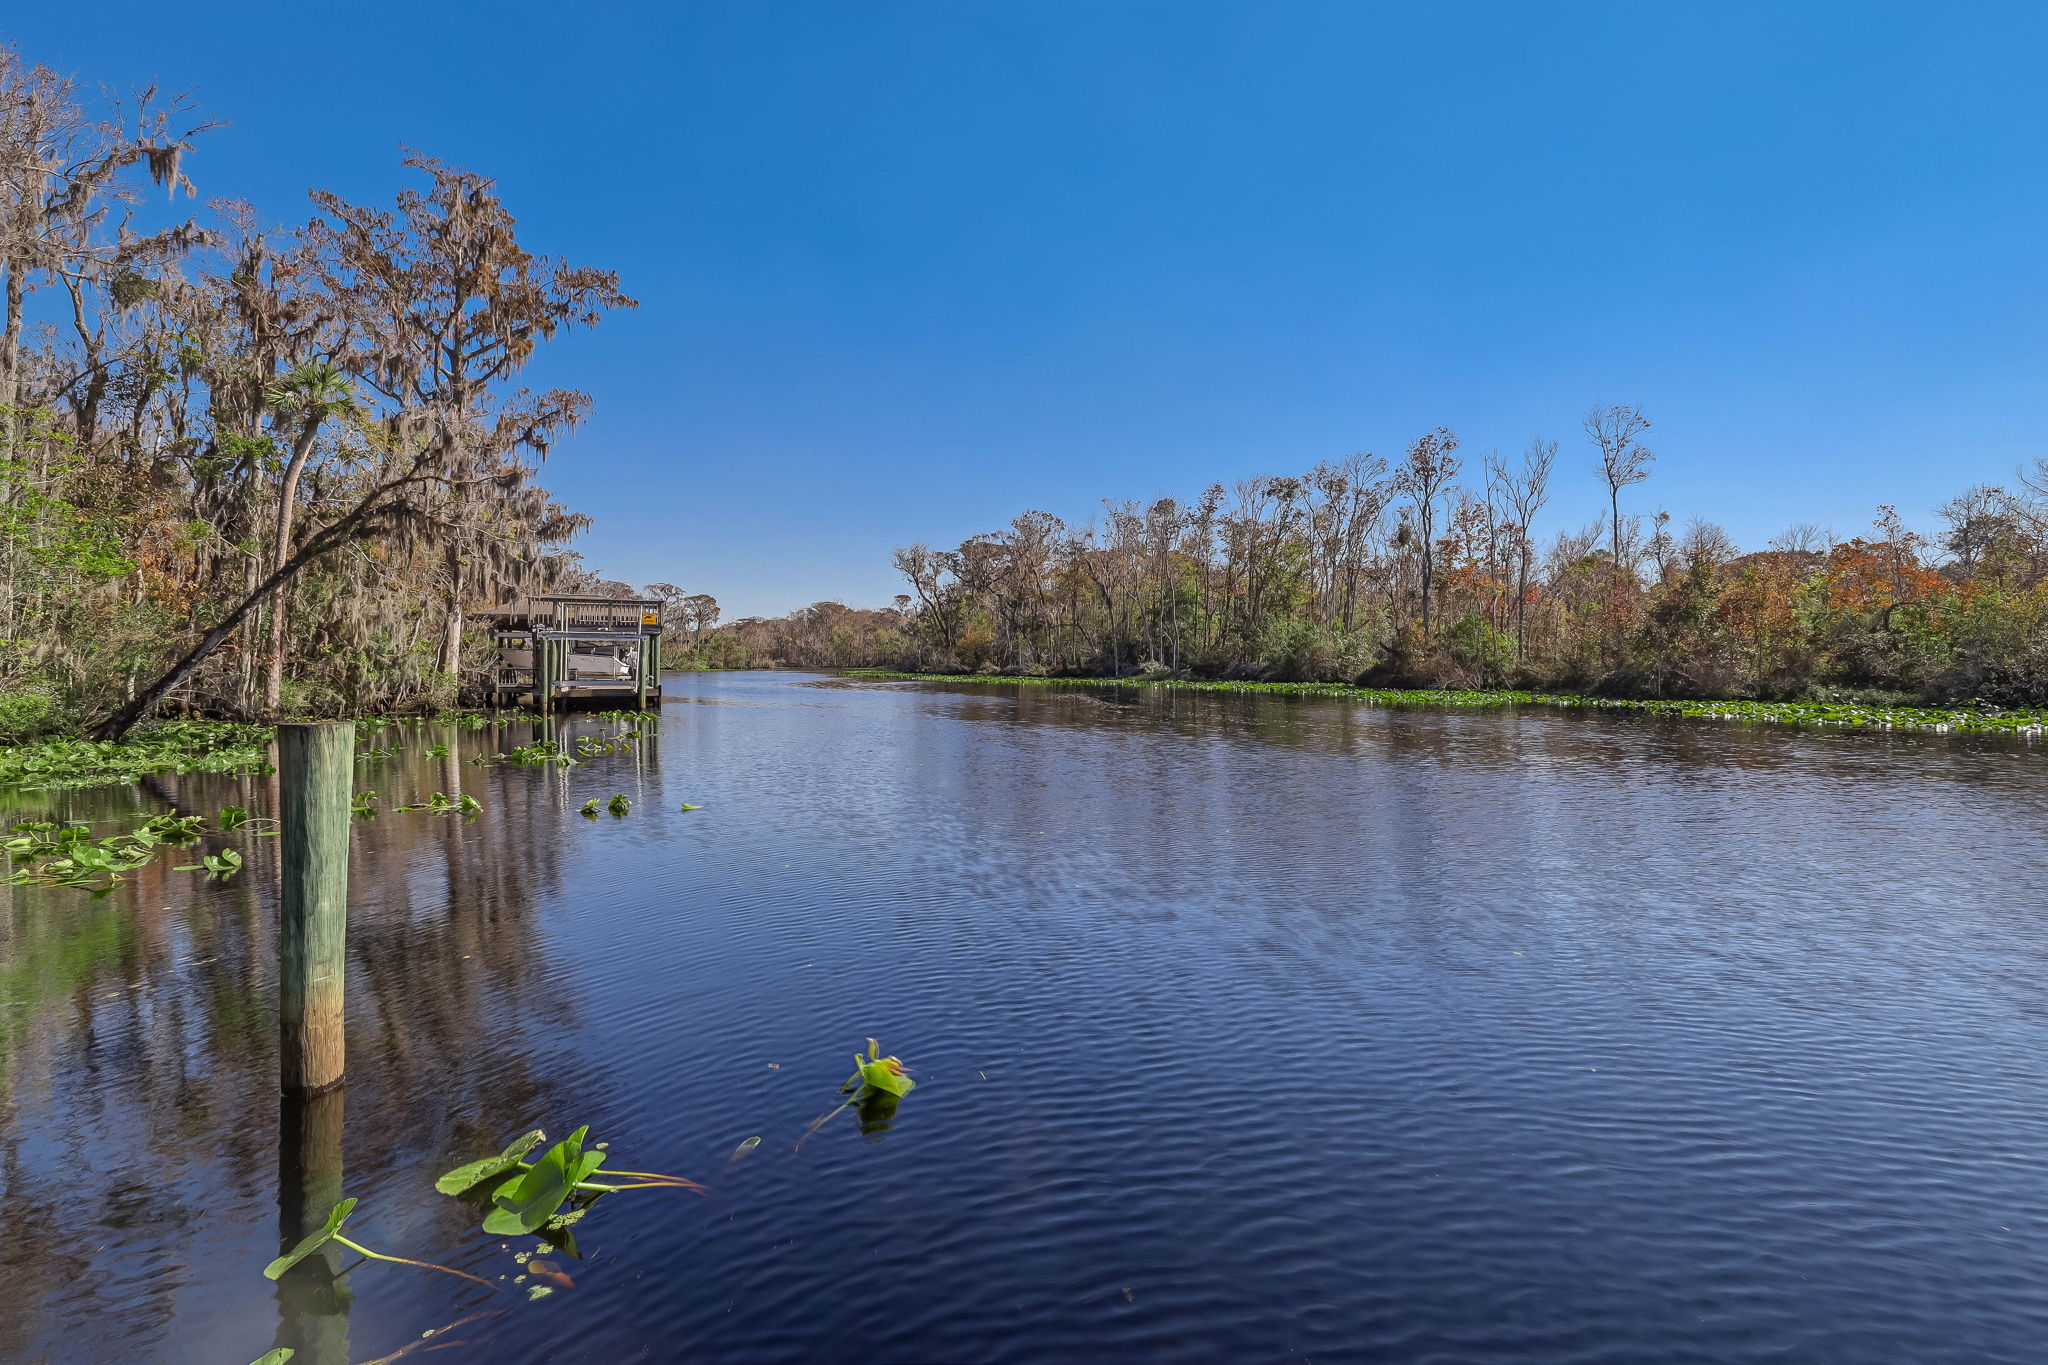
<box><xmin>844</xmin><ymin>671</ymin><xmax>2048</xmax><ymax>737</ymax></box>
<box><xmin>0</xmin><ymin>711</ymin><xmax>519</xmax><ymax>794</ymax></box>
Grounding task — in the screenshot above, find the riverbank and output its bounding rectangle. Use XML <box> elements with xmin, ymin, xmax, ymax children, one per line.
<box><xmin>847</xmin><ymin>671</ymin><xmax>2048</xmax><ymax>736</ymax></box>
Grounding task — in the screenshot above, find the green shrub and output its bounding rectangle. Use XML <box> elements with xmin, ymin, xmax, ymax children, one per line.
<box><xmin>0</xmin><ymin>689</ymin><xmax>70</xmax><ymax>743</ymax></box>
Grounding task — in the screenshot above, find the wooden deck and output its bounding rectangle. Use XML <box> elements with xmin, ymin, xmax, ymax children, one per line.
<box><xmin>479</xmin><ymin>594</ymin><xmax>666</xmax><ymax>711</ymax></box>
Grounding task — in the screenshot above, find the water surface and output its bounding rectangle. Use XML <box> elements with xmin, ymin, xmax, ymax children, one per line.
<box><xmin>7</xmin><ymin>671</ymin><xmax>2048</xmax><ymax>1363</ymax></box>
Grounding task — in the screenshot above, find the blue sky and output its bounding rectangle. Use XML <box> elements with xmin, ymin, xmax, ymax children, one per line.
<box><xmin>7</xmin><ymin>2</ymin><xmax>2044</xmax><ymax>617</ymax></box>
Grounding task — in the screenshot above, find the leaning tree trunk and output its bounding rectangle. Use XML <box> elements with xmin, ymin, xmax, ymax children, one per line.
<box><xmin>94</xmin><ymin>471</ymin><xmax>435</xmax><ymax>740</ymax></box>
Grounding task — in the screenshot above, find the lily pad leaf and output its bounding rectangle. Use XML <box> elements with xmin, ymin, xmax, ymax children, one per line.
<box><xmin>855</xmin><ymin>1058</ymin><xmax>916</xmax><ymax>1098</ymax></box>
<box><xmin>264</xmin><ymin>1198</ymin><xmax>355</xmax><ymax>1280</ymax></box>
<box><xmin>250</xmin><ymin>1351</ymin><xmax>296</xmax><ymax>1365</ymax></box>
<box><xmin>483</xmin><ymin>1127</ymin><xmax>607</xmax><ymax>1235</ymax></box>
<box><xmin>435</xmin><ymin>1129</ymin><xmax>548</xmax><ymax>1195</ymax></box>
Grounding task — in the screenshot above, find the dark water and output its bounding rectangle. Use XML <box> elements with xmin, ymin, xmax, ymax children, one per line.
<box><xmin>7</xmin><ymin>672</ymin><xmax>2048</xmax><ymax>1364</ymax></box>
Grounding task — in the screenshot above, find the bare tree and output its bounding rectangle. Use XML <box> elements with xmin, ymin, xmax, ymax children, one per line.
<box><xmin>1769</xmin><ymin>522</ymin><xmax>1831</xmax><ymax>556</ymax></box>
<box><xmin>1678</xmin><ymin>517</ymin><xmax>1737</xmax><ymax>567</ymax></box>
<box><xmin>1585</xmin><ymin>404</ymin><xmax>1653</xmax><ymax>572</ymax></box>
<box><xmin>1486</xmin><ymin>436</ymin><xmax>1554</xmax><ymax>660</ymax></box>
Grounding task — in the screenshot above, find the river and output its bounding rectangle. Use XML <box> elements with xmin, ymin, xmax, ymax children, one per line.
<box><xmin>6</xmin><ymin>670</ymin><xmax>2048</xmax><ymax>1363</ymax></box>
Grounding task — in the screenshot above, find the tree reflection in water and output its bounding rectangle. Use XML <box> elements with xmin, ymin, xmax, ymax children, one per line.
<box><xmin>0</xmin><ymin>718</ymin><xmax>604</xmax><ymax>1363</ymax></box>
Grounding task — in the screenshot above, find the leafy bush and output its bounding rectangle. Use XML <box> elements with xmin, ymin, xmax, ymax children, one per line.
<box><xmin>0</xmin><ymin>689</ymin><xmax>68</xmax><ymax>743</ymax></box>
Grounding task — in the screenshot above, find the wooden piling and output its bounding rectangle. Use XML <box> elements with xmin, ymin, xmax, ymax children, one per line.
<box><xmin>635</xmin><ymin>634</ymin><xmax>650</xmax><ymax>710</ymax></box>
<box><xmin>278</xmin><ymin>721</ymin><xmax>354</xmax><ymax>1093</ymax></box>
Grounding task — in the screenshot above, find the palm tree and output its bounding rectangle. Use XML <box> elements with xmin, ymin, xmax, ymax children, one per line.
<box><xmin>261</xmin><ymin>362</ymin><xmax>362</xmax><ymax>714</ymax></box>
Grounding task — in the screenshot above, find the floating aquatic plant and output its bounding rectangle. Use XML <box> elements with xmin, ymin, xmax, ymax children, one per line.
<box><xmin>1</xmin><ymin>820</ymin><xmax>153</xmax><ymax>894</ymax></box>
<box><xmin>264</xmin><ymin>1197</ymin><xmax>491</xmax><ymax>1288</ymax></box>
<box><xmin>589</xmin><ymin>709</ymin><xmax>658</xmax><ymax>728</ymax></box>
<box><xmin>846</xmin><ymin>671</ymin><xmax>2048</xmax><ymax>736</ymax></box>
<box><xmin>606</xmin><ymin>794</ymin><xmax>630</xmax><ymax>816</ymax></box>
<box><xmin>5</xmin><ymin>810</ymin><xmax>248</xmax><ymax>894</ymax></box>
<box><xmin>496</xmin><ymin>740</ymin><xmax>576</xmax><ymax>768</ymax></box>
<box><xmin>844</xmin><ymin>1037</ymin><xmax>915</xmax><ymax>1098</ymax></box>
<box><xmin>392</xmin><ymin>792</ymin><xmax>482</xmax><ymax>817</ymax></box>
<box><xmin>678</xmin><ymin>802</ymin><xmax>702</xmax><ymax>812</ymax></box>
<box><xmin>436</xmin><ymin>1126</ymin><xmax>706</xmax><ymax>1238</ymax></box>
<box><xmin>0</xmin><ymin>718</ymin><xmax>275</xmax><ymax>792</ymax></box>
<box><xmin>172</xmin><ymin>847</ymin><xmax>243</xmax><ymax>880</ymax></box>
<box><xmin>799</xmin><ymin>1039</ymin><xmax>916</xmax><ymax>1149</ymax></box>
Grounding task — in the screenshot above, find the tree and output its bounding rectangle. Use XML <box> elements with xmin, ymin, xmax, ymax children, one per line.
<box><xmin>301</xmin><ymin>153</ymin><xmax>635</xmax><ymax>691</ymax></box>
<box><xmin>683</xmin><ymin>593</ymin><xmax>720</xmax><ymax>637</ymax></box>
<box><xmin>1394</xmin><ymin>428</ymin><xmax>1460</xmax><ymax>637</ymax></box>
<box><xmin>260</xmin><ymin>361</ymin><xmax>361</xmax><ymax>712</ymax></box>
<box><xmin>0</xmin><ymin>46</ymin><xmax>216</xmax><ymax>435</ymax></box>
<box><xmin>94</xmin><ymin>452</ymin><xmax>473</xmax><ymax>738</ymax></box>
<box><xmin>97</xmin><ymin>155</ymin><xmax>633</xmax><ymax>733</ymax></box>
<box><xmin>1585</xmin><ymin>403</ymin><xmax>1653</xmax><ymax>572</ymax></box>
<box><xmin>1486</xmin><ymin>436</ymin><xmax>1554</xmax><ymax>662</ymax></box>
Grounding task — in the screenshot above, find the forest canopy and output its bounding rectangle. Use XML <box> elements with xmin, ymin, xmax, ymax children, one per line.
<box><xmin>0</xmin><ymin>43</ymin><xmax>647</xmax><ymax>739</ymax></box>
<box><xmin>719</xmin><ymin>413</ymin><xmax>2048</xmax><ymax>707</ymax></box>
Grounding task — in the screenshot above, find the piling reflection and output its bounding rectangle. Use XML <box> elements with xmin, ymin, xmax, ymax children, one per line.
<box><xmin>274</xmin><ymin>1087</ymin><xmax>350</xmax><ymax>1365</ymax></box>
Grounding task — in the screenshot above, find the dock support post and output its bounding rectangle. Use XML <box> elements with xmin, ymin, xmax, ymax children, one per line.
<box><xmin>636</xmin><ymin>635</ymin><xmax>649</xmax><ymax>710</ymax></box>
<box><xmin>650</xmin><ymin>635</ymin><xmax>661</xmax><ymax>705</ymax></box>
<box><xmin>279</xmin><ymin>721</ymin><xmax>354</xmax><ymax>1093</ymax></box>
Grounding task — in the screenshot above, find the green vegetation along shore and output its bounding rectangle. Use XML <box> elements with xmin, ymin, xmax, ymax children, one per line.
<box><xmin>847</xmin><ymin>671</ymin><xmax>2048</xmax><ymax>736</ymax></box>
<box><xmin>0</xmin><ymin>713</ymin><xmax>520</xmax><ymax>793</ymax></box>
<box><xmin>0</xmin><ymin>721</ymin><xmax>279</xmax><ymax>792</ymax></box>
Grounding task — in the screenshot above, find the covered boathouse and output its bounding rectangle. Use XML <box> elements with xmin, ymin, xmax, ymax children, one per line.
<box><xmin>475</xmin><ymin>594</ymin><xmax>665</xmax><ymax>711</ymax></box>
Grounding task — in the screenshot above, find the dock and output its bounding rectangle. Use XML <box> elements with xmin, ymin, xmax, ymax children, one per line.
<box><xmin>475</xmin><ymin>594</ymin><xmax>665</xmax><ymax>711</ymax></box>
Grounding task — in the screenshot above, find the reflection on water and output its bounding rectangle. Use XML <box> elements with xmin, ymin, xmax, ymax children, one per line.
<box><xmin>275</xmin><ymin>1087</ymin><xmax>349</xmax><ymax>1365</ymax></box>
<box><xmin>0</xmin><ymin>717</ymin><xmax>598</xmax><ymax>1364</ymax></box>
<box><xmin>5</xmin><ymin>676</ymin><xmax>2048</xmax><ymax>1363</ymax></box>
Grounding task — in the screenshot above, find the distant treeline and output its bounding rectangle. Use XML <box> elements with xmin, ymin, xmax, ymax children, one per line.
<box><xmin>717</xmin><ymin>412</ymin><xmax>2048</xmax><ymax>706</ymax></box>
<box><xmin>0</xmin><ymin>44</ymin><xmax>632</xmax><ymax>740</ymax></box>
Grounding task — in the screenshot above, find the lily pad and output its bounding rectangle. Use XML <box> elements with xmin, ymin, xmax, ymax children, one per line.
<box><xmin>842</xmin><ymin>1039</ymin><xmax>915</xmax><ymax>1097</ymax></box>
<box><xmin>264</xmin><ymin>1198</ymin><xmax>355</xmax><ymax>1280</ymax></box>
<box><xmin>435</xmin><ymin>1129</ymin><xmax>548</xmax><ymax>1195</ymax></box>
<box><xmin>852</xmin><ymin>1057</ymin><xmax>916</xmax><ymax>1098</ymax></box>
<box><xmin>483</xmin><ymin>1127</ymin><xmax>607</xmax><ymax>1235</ymax></box>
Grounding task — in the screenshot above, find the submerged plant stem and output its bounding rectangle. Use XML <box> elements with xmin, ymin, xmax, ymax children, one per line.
<box><xmin>331</xmin><ymin>1235</ymin><xmax>494</xmax><ymax>1289</ymax></box>
<box><xmin>795</xmin><ymin>1096</ymin><xmax>857</xmax><ymax>1152</ymax></box>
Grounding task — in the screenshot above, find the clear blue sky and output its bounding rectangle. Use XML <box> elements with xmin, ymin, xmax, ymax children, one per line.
<box><xmin>8</xmin><ymin>2</ymin><xmax>2044</xmax><ymax>618</ymax></box>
